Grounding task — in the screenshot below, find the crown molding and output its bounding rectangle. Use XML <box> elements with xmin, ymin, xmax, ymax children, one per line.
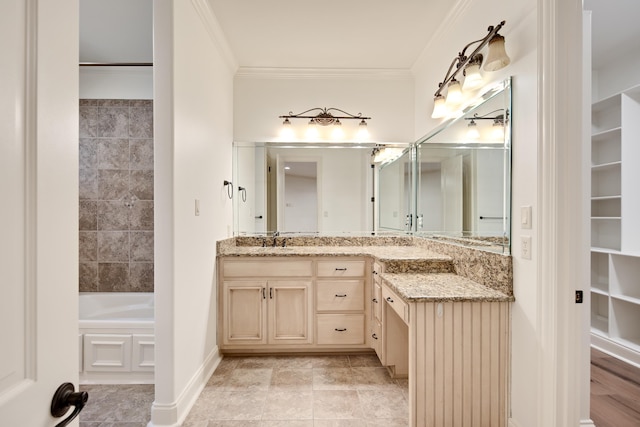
<box><xmin>190</xmin><ymin>0</ymin><xmax>238</xmax><ymax>73</ymax></box>
<box><xmin>234</xmin><ymin>67</ymin><xmax>414</xmax><ymax>80</ymax></box>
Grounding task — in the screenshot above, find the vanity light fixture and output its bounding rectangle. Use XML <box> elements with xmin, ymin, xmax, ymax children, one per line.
<box><xmin>431</xmin><ymin>20</ymin><xmax>510</xmax><ymax>119</ymax></box>
<box><xmin>279</xmin><ymin>107</ymin><xmax>371</xmax><ymax>140</ymax></box>
<box><xmin>464</xmin><ymin>109</ymin><xmax>507</xmax><ymax>140</ymax></box>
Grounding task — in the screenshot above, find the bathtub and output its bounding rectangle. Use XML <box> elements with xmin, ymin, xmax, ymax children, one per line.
<box><xmin>79</xmin><ymin>292</ymin><xmax>155</xmax><ymax>384</ymax></box>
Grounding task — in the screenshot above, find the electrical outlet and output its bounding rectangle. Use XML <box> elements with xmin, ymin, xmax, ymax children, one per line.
<box><xmin>521</xmin><ymin>235</ymin><xmax>532</xmax><ymax>260</ymax></box>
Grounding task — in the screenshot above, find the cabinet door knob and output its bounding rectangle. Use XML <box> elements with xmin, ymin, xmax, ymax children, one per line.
<box><xmin>371</xmin><ymin>333</ymin><xmax>378</xmax><ymax>340</ymax></box>
<box><xmin>334</xmin><ymin>328</ymin><xmax>347</xmax><ymax>332</ymax></box>
<box><xmin>372</xmin><ymin>298</ymin><xmax>378</xmax><ymax>303</ymax></box>
<box><xmin>262</xmin><ymin>287</ymin><xmax>266</xmax><ymax>299</ymax></box>
<box><xmin>386</xmin><ymin>296</ymin><xmax>394</xmax><ymax>303</ymax></box>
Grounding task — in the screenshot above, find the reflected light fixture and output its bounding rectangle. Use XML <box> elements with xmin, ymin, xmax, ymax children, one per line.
<box><xmin>466</xmin><ymin>119</ymin><xmax>480</xmax><ymax>139</ymax></box>
<box><xmin>371</xmin><ymin>145</ymin><xmax>404</xmax><ymax>164</ymax></box>
<box><xmin>279</xmin><ymin>107</ymin><xmax>371</xmax><ymax>140</ymax></box>
<box><xmin>431</xmin><ymin>20</ymin><xmax>510</xmax><ymax>119</ymax></box>
<box><xmin>463</xmin><ymin>109</ymin><xmax>507</xmax><ymax>140</ymax></box>
<box><xmin>280</xmin><ymin>117</ymin><xmax>294</xmax><ymax>139</ymax></box>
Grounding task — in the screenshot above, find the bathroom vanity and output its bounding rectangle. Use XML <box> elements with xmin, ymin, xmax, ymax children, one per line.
<box><xmin>217</xmin><ymin>236</ymin><xmax>513</xmax><ymax>426</ymax></box>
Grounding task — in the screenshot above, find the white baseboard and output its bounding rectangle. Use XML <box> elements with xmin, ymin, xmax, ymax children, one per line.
<box><xmin>147</xmin><ymin>345</ymin><xmax>222</xmax><ymax>427</ymax></box>
<box><xmin>580</xmin><ymin>419</ymin><xmax>596</xmax><ymax>426</ymax></box>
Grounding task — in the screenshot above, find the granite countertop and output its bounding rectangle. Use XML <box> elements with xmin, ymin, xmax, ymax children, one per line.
<box><xmin>381</xmin><ymin>272</ymin><xmax>514</xmax><ymax>303</ymax></box>
<box><xmin>218</xmin><ymin>244</ymin><xmax>451</xmax><ymax>262</ymax></box>
<box><xmin>217</xmin><ymin>237</ymin><xmax>514</xmax><ymax>303</ymax></box>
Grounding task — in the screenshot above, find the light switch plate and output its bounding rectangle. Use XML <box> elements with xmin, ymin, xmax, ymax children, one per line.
<box><xmin>521</xmin><ymin>206</ymin><xmax>532</xmax><ymax>229</ymax></box>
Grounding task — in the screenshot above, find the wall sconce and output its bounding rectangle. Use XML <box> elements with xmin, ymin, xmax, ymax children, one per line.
<box><xmin>279</xmin><ymin>107</ymin><xmax>371</xmax><ymax>140</ymax></box>
<box><xmin>464</xmin><ymin>109</ymin><xmax>507</xmax><ymax>140</ymax></box>
<box><xmin>431</xmin><ymin>20</ymin><xmax>510</xmax><ymax>119</ymax></box>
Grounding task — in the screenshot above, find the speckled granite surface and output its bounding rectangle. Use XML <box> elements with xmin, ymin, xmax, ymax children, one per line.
<box><xmin>217</xmin><ymin>236</ymin><xmax>513</xmax><ymax>301</ymax></box>
<box><xmin>382</xmin><ymin>273</ymin><xmax>514</xmax><ymax>303</ymax></box>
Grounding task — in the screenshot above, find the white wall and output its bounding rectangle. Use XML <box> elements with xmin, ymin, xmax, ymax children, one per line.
<box><xmin>592</xmin><ymin>44</ymin><xmax>640</xmax><ymax>101</ymax></box>
<box><xmin>79</xmin><ymin>67</ymin><xmax>153</xmax><ymax>99</ymax></box>
<box><xmin>412</xmin><ymin>2</ymin><xmax>541</xmax><ymax>425</ymax></box>
<box><xmin>234</xmin><ymin>71</ymin><xmax>414</xmax><ymax>143</ymax></box>
<box><xmin>152</xmin><ymin>1</ymin><xmax>235</xmax><ymax>425</ymax></box>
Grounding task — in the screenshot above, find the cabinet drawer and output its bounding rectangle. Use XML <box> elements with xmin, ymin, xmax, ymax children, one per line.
<box><xmin>317</xmin><ymin>260</ymin><xmax>365</xmax><ymax>277</ymax></box>
<box><xmin>317</xmin><ymin>314</ymin><xmax>365</xmax><ymax>345</ymax></box>
<box><xmin>373</xmin><ymin>262</ymin><xmax>383</xmax><ymax>275</ymax></box>
<box><xmin>317</xmin><ymin>280</ymin><xmax>364</xmax><ymax>311</ymax></box>
<box><xmin>382</xmin><ymin>285</ymin><xmax>409</xmax><ymax>325</ymax></box>
<box><xmin>222</xmin><ymin>259</ymin><xmax>313</xmax><ymax>277</ymax></box>
<box><xmin>373</xmin><ymin>283</ymin><xmax>382</xmax><ymax>322</ymax></box>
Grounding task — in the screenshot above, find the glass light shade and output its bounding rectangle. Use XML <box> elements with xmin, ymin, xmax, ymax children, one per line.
<box><xmin>280</xmin><ymin>118</ymin><xmax>294</xmax><ymax>139</ymax></box>
<box><xmin>466</xmin><ymin>121</ymin><xmax>480</xmax><ymax>139</ymax></box>
<box><xmin>431</xmin><ymin>95</ymin><xmax>447</xmax><ymax>118</ymax></box>
<box><xmin>462</xmin><ymin>62</ymin><xmax>483</xmax><ymax>91</ymax></box>
<box><xmin>444</xmin><ymin>79</ymin><xmax>463</xmax><ymax>108</ymax></box>
<box><xmin>357</xmin><ymin>120</ymin><xmax>370</xmax><ymax>139</ymax></box>
<box><xmin>305</xmin><ymin>119</ymin><xmax>319</xmax><ymax>140</ymax></box>
<box><xmin>484</xmin><ymin>34</ymin><xmax>510</xmax><ymax>71</ymax></box>
<box><xmin>491</xmin><ymin>121</ymin><xmax>505</xmax><ymax>140</ymax></box>
<box><xmin>331</xmin><ymin>119</ymin><xmax>345</xmax><ymax>139</ymax></box>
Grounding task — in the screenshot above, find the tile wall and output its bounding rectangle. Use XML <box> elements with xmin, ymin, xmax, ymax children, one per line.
<box><xmin>79</xmin><ymin>99</ymin><xmax>154</xmax><ymax>292</ymax></box>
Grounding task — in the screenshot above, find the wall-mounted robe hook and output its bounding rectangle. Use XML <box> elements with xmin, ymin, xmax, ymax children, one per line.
<box><xmin>238</xmin><ymin>186</ymin><xmax>247</xmax><ymax>202</ymax></box>
<box><xmin>223</xmin><ymin>180</ymin><xmax>233</xmax><ymax>199</ymax></box>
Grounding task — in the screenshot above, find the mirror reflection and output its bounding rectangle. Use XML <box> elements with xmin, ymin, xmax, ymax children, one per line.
<box><xmin>232</xmin><ymin>78</ymin><xmax>511</xmax><ymax>253</ymax></box>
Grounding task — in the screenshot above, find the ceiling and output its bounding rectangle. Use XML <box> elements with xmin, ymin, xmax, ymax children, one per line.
<box><xmin>79</xmin><ymin>0</ymin><xmax>640</xmax><ymax>71</ymax></box>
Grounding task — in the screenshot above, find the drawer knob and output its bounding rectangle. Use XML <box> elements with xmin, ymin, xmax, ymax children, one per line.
<box><xmin>386</xmin><ymin>296</ymin><xmax>394</xmax><ymax>303</ymax></box>
<box><xmin>372</xmin><ymin>298</ymin><xmax>378</xmax><ymax>303</ymax></box>
<box><xmin>334</xmin><ymin>328</ymin><xmax>347</xmax><ymax>332</ymax></box>
<box><xmin>371</xmin><ymin>333</ymin><xmax>378</xmax><ymax>340</ymax></box>
<box><xmin>335</xmin><ymin>267</ymin><xmax>347</xmax><ymax>271</ymax></box>
<box><xmin>335</xmin><ymin>294</ymin><xmax>347</xmax><ymax>298</ymax></box>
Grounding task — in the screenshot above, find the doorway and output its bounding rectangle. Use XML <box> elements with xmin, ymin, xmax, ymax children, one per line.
<box><xmin>281</xmin><ymin>161</ymin><xmax>319</xmax><ymax>233</ymax></box>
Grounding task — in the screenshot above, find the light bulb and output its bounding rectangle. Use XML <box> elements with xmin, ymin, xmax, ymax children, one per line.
<box><xmin>491</xmin><ymin>120</ymin><xmax>505</xmax><ymax>140</ymax></box>
<box><xmin>305</xmin><ymin>119</ymin><xmax>319</xmax><ymax>140</ymax></box>
<box><xmin>445</xmin><ymin>79</ymin><xmax>463</xmax><ymax>108</ymax></box>
<box><xmin>331</xmin><ymin>119</ymin><xmax>345</xmax><ymax>139</ymax></box>
<box><xmin>484</xmin><ymin>34</ymin><xmax>510</xmax><ymax>72</ymax></box>
<box><xmin>462</xmin><ymin>56</ymin><xmax>483</xmax><ymax>91</ymax></box>
<box><xmin>357</xmin><ymin>119</ymin><xmax>369</xmax><ymax>139</ymax></box>
<box><xmin>279</xmin><ymin>118</ymin><xmax>294</xmax><ymax>139</ymax></box>
<box><xmin>431</xmin><ymin>95</ymin><xmax>447</xmax><ymax>118</ymax></box>
<box><xmin>466</xmin><ymin>120</ymin><xmax>480</xmax><ymax>139</ymax></box>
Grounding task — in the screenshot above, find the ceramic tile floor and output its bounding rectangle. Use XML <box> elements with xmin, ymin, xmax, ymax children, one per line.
<box><xmin>79</xmin><ymin>383</ymin><xmax>154</xmax><ymax>426</ymax></box>
<box><xmin>78</xmin><ymin>354</ymin><xmax>408</xmax><ymax>427</ymax></box>
<box><xmin>182</xmin><ymin>354</ymin><xmax>409</xmax><ymax>427</ymax></box>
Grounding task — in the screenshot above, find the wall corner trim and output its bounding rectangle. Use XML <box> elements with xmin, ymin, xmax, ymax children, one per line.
<box><xmin>190</xmin><ymin>0</ymin><xmax>239</xmax><ymax>73</ymax></box>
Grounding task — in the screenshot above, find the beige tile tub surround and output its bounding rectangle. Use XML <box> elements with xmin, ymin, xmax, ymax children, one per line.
<box><xmin>79</xmin><ymin>99</ymin><xmax>154</xmax><ymax>292</ymax></box>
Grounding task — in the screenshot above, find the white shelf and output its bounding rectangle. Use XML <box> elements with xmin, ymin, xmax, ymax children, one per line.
<box><xmin>590</xmin><ymin>86</ymin><xmax>640</xmax><ymax>364</ymax></box>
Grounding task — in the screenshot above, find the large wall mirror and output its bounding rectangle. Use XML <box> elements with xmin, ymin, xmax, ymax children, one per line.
<box><xmin>377</xmin><ymin>78</ymin><xmax>512</xmax><ymax>253</ymax></box>
<box><xmin>232</xmin><ymin>78</ymin><xmax>511</xmax><ymax>253</ymax></box>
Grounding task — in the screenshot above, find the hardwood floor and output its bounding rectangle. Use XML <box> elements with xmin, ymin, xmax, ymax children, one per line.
<box><xmin>591</xmin><ymin>348</ymin><xmax>640</xmax><ymax>427</ymax></box>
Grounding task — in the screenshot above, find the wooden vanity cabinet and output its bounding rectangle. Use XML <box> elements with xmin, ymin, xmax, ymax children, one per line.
<box><xmin>220</xmin><ymin>258</ymin><xmax>314</xmax><ymax>348</ymax></box>
<box><xmin>219</xmin><ymin>257</ymin><xmax>370</xmax><ymax>352</ymax></box>
<box><xmin>316</xmin><ymin>259</ymin><xmax>367</xmax><ymax>346</ymax></box>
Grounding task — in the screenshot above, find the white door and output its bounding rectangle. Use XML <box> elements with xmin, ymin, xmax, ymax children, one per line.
<box><xmin>0</xmin><ymin>1</ymin><xmax>80</xmax><ymax>426</ymax></box>
<box><xmin>441</xmin><ymin>155</ymin><xmax>464</xmax><ymax>233</ymax></box>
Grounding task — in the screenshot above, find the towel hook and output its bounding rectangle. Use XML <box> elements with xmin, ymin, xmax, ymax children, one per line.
<box><xmin>223</xmin><ymin>180</ymin><xmax>233</xmax><ymax>199</ymax></box>
<box><xmin>238</xmin><ymin>186</ymin><xmax>247</xmax><ymax>202</ymax></box>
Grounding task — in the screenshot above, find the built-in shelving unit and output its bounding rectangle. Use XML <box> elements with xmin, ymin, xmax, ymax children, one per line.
<box><xmin>590</xmin><ymin>85</ymin><xmax>640</xmax><ymax>367</ymax></box>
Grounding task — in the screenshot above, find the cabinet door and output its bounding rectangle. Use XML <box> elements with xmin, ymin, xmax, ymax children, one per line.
<box><xmin>268</xmin><ymin>280</ymin><xmax>313</xmax><ymax>344</ymax></box>
<box><xmin>223</xmin><ymin>281</ymin><xmax>267</xmax><ymax>345</ymax></box>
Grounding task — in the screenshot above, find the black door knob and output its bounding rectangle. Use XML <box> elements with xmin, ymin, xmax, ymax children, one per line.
<box><xmin>51</xmin><ymin>382</ymin><xmax>88</xmax><ymax>427</ymax></box>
